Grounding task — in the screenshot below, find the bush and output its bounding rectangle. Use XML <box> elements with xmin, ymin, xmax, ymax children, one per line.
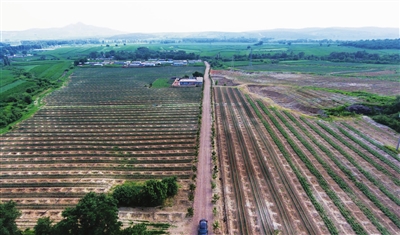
<box><xmin>162</xmin><ymin>176</ymin><xmax>178</xmax><ymax>197</ymax></box>
<box><xmin>112</xmin><ymin>183</ymin><xmax>141</xmax><ymax>207</ymax></box>
<box><xmin>112</xmin><ymin>177</ymin><xmax>178</xmax><ymax>207</ymax></box>
<box><xmin>139</xmin><ymin>180</ymin><xmax>167</xmax><ymax>207</ymax></box>
<box><xmin>187</xmin><ymin>207</ymin><xmax>194</xmax><ymax>217</ymax></box>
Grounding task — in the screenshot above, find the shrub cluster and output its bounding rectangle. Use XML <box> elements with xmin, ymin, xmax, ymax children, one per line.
<box><xmin>112</xmin><ymin>176</ymin><xmax>178</xmax><ymax>207</ymax></box>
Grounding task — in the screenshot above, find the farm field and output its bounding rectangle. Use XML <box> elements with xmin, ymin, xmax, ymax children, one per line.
<box><xmin>210</xmin><ymin>68</ymin><xmax>399</xmax><ymax>116</ymax></box>
<box><xmin>214</xmin><ymin>86</ymin><xmax>400</xmax><ymax>234</ymax></box>
<box><xmin>0</xmin><ymin>66</ymin><xmax>203</xmax><ymax>229</ymax></box>
<box><xmin>2</xmin><ymin>41</ymin><xmax>400</xmax><ymax>234</ymax></box>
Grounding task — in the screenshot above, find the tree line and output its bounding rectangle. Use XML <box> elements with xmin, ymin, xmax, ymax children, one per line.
<box><xmin>339</xmin><ymin>39</ymin><xmax>400</xmax><ymax>50</ymax></box>
<box><xmin>0</xmin><ymin>177</ymin><xmax>178</xmax><ymax>235</ymax></box>
<box><xmin>81</xmin><ymin>47</ymin><xmax>199</xmax><ymax>61</ymax></box>
<box><xmin>209</xmin><ymin>50</ymin><xmax>400</xmax><ymax>65</ymax></box>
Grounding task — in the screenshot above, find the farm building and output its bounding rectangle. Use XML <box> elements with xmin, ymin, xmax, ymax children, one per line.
<box><xmin>173</xmin><ymin>76</ymin><xmax>203</xmax><ymax>87</ymax></box>
<box><xmin>173</xmin><ymin>60</ymin><xmax>188</xmax><ymax>66</ymax></box>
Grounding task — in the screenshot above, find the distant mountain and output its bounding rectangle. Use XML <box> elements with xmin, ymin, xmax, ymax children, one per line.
<box><xmin>2</xmin><ymin>22</ymin><xmax>127</xmax><ymax>41</ymax></box>
<box><xmin>2</xmin><ymin>23</ymin><xmax>398</xmax><ymax>42</ymax></box>
<box><xmin>108</xmin><ymin>27</ymin><xmax>399</xmax><ymax>41</ymax></box>
<box><xmin>252</xmin><ymin>27</ymin><xmax>400</xmax><ymax>40</ymax></box>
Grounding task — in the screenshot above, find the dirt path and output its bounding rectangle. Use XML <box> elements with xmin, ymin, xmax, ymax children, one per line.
<box><xmin>192</xmin><ymin>62</ymin><xmax>213</xmax><ymax>234</ymax></box>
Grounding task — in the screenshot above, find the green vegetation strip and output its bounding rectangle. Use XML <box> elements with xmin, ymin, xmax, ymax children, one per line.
<box><xmin>151</xmin><ymin>78</ymin><xmax>171</xmax><ymax>88</ymax></box>
<box><xmin>257</xmin><ymin>101</ymin><xmax>367</xmax><ymax>235</ymax></box>
<box><xmin>340</xmin><ymin>122</ymin><xmax>400</xmax><ymax>162</ymax></box>
<box><xmin>0</xmin><ymin>80</ymin><xmax>26</xmax><ymax>94</ymax></box>
<box><xmin>282</xmin><ymin>111</ymin><xmax>391</xmax><ymax>234</ymax></box>
<box><xmin>245</xmin><ymin>95</ymin><xmax>338</xmax><ymax>235</ymax></box>
<box><xmin>300</xmin><ymin>117</ymin><xmax>400</xmax><ymax>228</ymax></box>
<box><xmin>316</xmin><ymin>121</ymin><xmax>400</xmax><ymax>187</ymax></box>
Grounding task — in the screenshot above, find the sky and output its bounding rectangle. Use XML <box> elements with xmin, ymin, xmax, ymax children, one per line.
<box><xmin>1</xmin><ymin>0</ymin><xmax>399</xmax><ymax>33</ymax></box>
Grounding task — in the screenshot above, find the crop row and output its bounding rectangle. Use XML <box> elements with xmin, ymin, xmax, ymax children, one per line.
<box><xmin>2</xmin><ymin>134</ymin><xmax>194</xmax><ymax>141</ymax></box>
<box><xmin>1</xmin><ymin>158</ymin><xmax>192</xmax><ymax>165</ymax></box>
<box><xmin>4</xmin><ymin>130</ymin><xmax>196</xmax><ymax>138</ymax></box>
<box><xmin>336</xmin><ymin>125</ymin><xmax>400</xmax><ymax>174</ymax></box>
<box><xmin>231</xmin><ymin>88</ymin><xmax>319</xmax><ymax>234</ymax></box>
<box><xmin>1</xmin><ymin>173</ymin><xmax>191</xmax><ymax>180</ymax></box>
<box><xmin>0</xmin><ymin>182</ymin><xmax>106</xmax><ymax>188</ymax></box>
<box><xmin>1</xmin><ymin>151</ymin><xmax>194</xmax><ymax>158</ymax></box>
<box><xmin>275</xmin><ymin>109</ymin><xmax>392</xmax><ymax>234</ymax></box>
<box><xmin>214</xmin><ymin>87</ymin><xmax>251</xmax><ymax>234</ymax></box>
<box><xmin>224</xmin><ymin>88</ymin><xmax>282</xmax><ymax>234</ymax></box>
<box><xmin>339</xmin><ymin>122</ymin><xmax>400</xmax><ymax>162</ymax></box>
<box><xmin>316</xmin><ymin>121</ymin><xmax>400</xmax><ymax>195</ymax></box>
<box><xmin>1</xmin><ymin>139</ymin><xmax>194</xmax><ymax>146</ymax></box>
<box><xmin>257</xmin><ymin>101</ymin><xmax>368</xmax><ymax>234</ymax></box>
<box><xmin>300</xmin><ymin>117</ymin><xmax>400</xmax><ymax>229</ymax></box>
<box><xmin>245</xmin><ymin>96</ymin><xmax>338</xmax><ymax>234</ymax></box>
<box><xmin>2</xmin><ymin>144</ymin><xmax>194</xmax><ymax>151</ymax></box>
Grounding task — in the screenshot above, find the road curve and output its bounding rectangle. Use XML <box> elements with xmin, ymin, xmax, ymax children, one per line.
<box><xmin>192</xmin><ymin>61</ymin><xmax>213</xmax><ymax>234</ymax></box>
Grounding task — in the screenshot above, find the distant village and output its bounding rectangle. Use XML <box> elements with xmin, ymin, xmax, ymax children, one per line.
<box><xmin>82</xmin><ymin>59</ymin><xmax>203</xmax><ymax>67</ymax></box>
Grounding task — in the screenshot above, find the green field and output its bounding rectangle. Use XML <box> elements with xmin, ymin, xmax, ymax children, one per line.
<box><xmin>152</xmin><ymin>78</ymin><xmax>172</xmax><ymax>88</ymax></box>
<box><xmin>232</xmin><ymin>60</ymin><xmax>399</xmax><ymax>78</ymax></box>
<box><xmin>0</xmin><ymin>69</ymin><xmax>16</xmax><ymax>87</ymax></box>
<box><xmin>0</xmin><ymin>80</ymin><xmax>26</xmax><ymax>94</ymax></box>
<box><xmin>1</xmin><ymin>41</ymin><xmax>398</xmax><ymax>130</ymax></box>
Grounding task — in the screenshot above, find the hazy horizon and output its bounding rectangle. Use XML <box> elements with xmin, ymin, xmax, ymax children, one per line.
<box><xmin>2</xmin><ymin>0</ymin><xmax>399</xmax><ymax>34</ymax></box>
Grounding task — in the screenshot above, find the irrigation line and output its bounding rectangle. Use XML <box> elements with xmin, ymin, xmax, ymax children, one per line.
<box><xmin>233</xmin><ymin>89</ymin><xmax>320</xmax><ymax>235</ymax></box>
<box><xmin>222</xmin><ymin>88</ymin><xmax>275</xmax><ymax>235</ymax></box>
<box><xmin>215</xmin><ymin>87</ymin><xmax>251</xmax><ymax>234</ymax></box>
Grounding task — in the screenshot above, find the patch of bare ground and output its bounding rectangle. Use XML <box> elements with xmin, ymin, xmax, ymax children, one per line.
<box><xmin>246</xmin><ymin>84</ymin><xmax>360</xmax><ymax>116</ymax></box>
<box><xmin>356</xmin><ymin>116</ymin><xmax>400</xmax><ymax>147</ymax></box>
<box><xmin>355</xmin><ymin>70</ymin><xmax>396</xmax><ymax>76</ymax></box>
<box><xmin>210</xmin><ymin>75</ymin><xmax>240</xmax><ymax>86</ymax></box>
<box><xmin>211</xmin><ymin>69</ymin><xmax>400</xmax><ymax>96</ymax></box>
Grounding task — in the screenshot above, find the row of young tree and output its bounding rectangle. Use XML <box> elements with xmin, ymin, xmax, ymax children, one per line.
<box><xmin>0</xmin><ymin>177</ymin><xmax>178</xmax><ymax>235</ymax></box>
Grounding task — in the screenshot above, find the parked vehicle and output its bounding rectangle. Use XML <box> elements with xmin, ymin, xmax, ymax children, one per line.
<box><xmin>198</xmin><ymin>219</ymin><xmax>208</xmax><ymax>235</ymax></box>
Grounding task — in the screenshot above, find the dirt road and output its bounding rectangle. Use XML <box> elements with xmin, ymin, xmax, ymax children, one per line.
<box><xmin>192</xmin><ymin>62</ymin><xmax>213</xmax><ymax>234</ymax></box>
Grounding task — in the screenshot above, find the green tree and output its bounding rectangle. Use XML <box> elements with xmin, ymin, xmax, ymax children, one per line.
<box><xmin>54</xmin><ymin>192</ymin><xmax>121</xmax><ymax>235</ymax></box>
<box><xmin>141</xmin><ymin>180</ymin><xmax>167</xmax><ymax>206</ymax></box>
<box><xmin>192</xmin><ymin>71</ymin><xmax>204</xmax><ymax>77</ymax></box>
<box><xmin>161</xmin><ymin>176</ymin><xmax>178</xmax><ymax>197</ymax></box>
<box><xmin>0</xmin><ymin>201</ymin><xmax>21</xmax><ymax>235</ymax></box>
<box><xmin>34</xmin><ymin>217</ymin><xmax>53</xmax><ymax>235</ymax></box>
<box><xmin>112</xmin><ymin>184</ymin><xmax>141</xmax><ymax>207</ymax></box>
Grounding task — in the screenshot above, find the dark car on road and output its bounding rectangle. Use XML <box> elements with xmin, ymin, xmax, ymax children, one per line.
<box><xmin>198</xmin><ymin>219</ymin><xmax>208</xmax><ymax>235</ymax></box>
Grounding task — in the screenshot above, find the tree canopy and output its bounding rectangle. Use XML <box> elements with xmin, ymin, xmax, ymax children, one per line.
<box><xmin>0</xmin><ymin>201</ymin><xmax>21</xmax><ymax>235</ymax></box>
<box><xmin>54</xmin><ymin>192</ymin><xmax>121</xmax><ymax>235</ymax></box>
<box><xmin>112</xmin><ymin>176</ymin><xmax>179</xmax><ymax>207</ymax></box>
